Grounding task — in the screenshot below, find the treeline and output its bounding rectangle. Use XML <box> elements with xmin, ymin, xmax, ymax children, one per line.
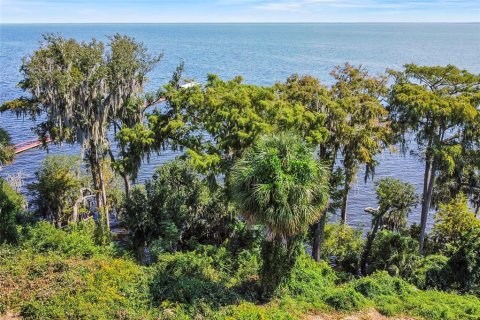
<box><xmin>0</xmin><ymin>34</ymin><xmax>480</xmax><ymax>318</ymax></box>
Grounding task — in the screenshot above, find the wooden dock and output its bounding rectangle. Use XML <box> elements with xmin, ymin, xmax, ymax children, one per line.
<box><xmin>14</xmin><ymin>137</ymin><xmax>51</xmax><ymax>154</ymax></box>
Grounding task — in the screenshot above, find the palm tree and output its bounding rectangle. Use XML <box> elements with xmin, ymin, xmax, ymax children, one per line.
<box><xmin>0</xmin><ymin>128</ymin><xmax>15</xmax><ymax>167</ymax></box>
<box><xmin>230</xmin><ymin>132</ymin><xmax>329</xmax><ymax>299</ymax></box>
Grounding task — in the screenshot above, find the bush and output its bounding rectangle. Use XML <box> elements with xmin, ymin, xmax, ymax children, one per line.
<box><xmin>219</xmin><ymin>302</ymin><xmax>294</xmax><ymax>320</ymax></box>
<box><xmin>285</xmin><ymin>254</ymin><xmax>337</xmax><ymax>300</ymax></box>
<box><xmin>432</xmin><ymin>194</ymin><xmax>480</xmax><ymax>253</ymax></box>
<box><xmin>350</xmin><ymin>271</ymin><xmax>480</xmax><ymax>319</ymax></box>
<box><xmin>402</xmin><ymin>290</ymin><xmax>480</xmax><ymax>320</ymax></box>
<box><xmin>409</xmin><ymin>254</ymin><xmax>451</xmax><ymax>290</ymax></box>
<box><xmin>325</xmin><ymin>288</ymin><xmax>367</xmax><ymax>312</ymax></box>
<box><xmin>0</xmin><ymin>128</ymin><xmax>15</xmax><ymax>166</ymax></box>
<box><xmin>0</xmin><ymin>249</ymin><xmax>153</xmax><ymax>319</ymax></box>
<box><xmin>149</xmin><ymin>250</ymin><xmax>241</xmax><ymax>308</ymax></box>
<box><xmin>0</xmin><ymin>178</ymin><xmax>25</xmax><ymax>244</ymax></box>
<box><xmin>447</xmin><ymin>228</ymin><xmax>480</xmax><ymax>295</ymax></box>
<box><xmin>22</xmin><ymin>220</ymin><xmax>107</xmax><ymax>258</ymax></box>
<box><xmin>323</xmin><ymin>223</ymin><xmax>363</xmax><ymax>274</ymax></box>
<box><xmin>367</xmin><ymin>230</ymin><xmax>419</xmax><ymax>278</ymax></box>
<box><xmin>28</xmin><ymin>155</ymin><xmax>86</xmax><ymax>227</ymax></box>
<box><xmin>124</xmin><ymin>160</ymin><xmax>236</xmax><ymax>256</ymax></box>
<box><xmin>353</xmin><ymin>271</ymin><xmax>412</xmax><ymax>298</ymax></box>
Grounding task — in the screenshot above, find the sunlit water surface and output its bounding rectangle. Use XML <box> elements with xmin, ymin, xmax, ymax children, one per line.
<box><xmin>1</xmin><ymin>23</ymin><xmax>479</xmax><ymax>229</ymax></box>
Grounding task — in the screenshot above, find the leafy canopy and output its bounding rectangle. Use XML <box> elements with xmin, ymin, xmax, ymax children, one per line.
<box><xmin>0</xmin><ymin>178</ymin><xmax>25</xmax><ymax>244</ymax></box>
<box><xmin>433</xmin><ymin>193</ymin><xmax>480</xmax><ymax>249</ymax></box>
<box><xmin>230</xmin><ymin>133</ymin><xmax>329</xmax><ymax>239</ymax></box>
<box><xmin>28</xmin><ymin>155</ymin><xmax>86</xmax><ymax>226</ymax></box>
<box><xmin>374</xmin><ymin>178</ymin><xmax>419</xmax><ymax>232</ymax></box>
<box><xmin>0</xmin><ymin>128</ymin><xmax>15</xmax><ymax>167</ymax></box>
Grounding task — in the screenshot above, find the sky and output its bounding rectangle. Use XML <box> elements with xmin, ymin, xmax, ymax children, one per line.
<box><xmin>0</xmin><ymin>0</ymin><xmax>479</xmax><ymax>23</ymax></box>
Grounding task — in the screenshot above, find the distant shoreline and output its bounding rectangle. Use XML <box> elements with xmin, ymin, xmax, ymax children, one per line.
<box><xmin>1</xmin><ymin>22</ymin><xmax>479</xmax><ymax>25</ymax></box>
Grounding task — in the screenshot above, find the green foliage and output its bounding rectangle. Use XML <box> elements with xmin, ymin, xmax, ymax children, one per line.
<box><xmin>1</xmin><ymin>251</ymin><xmax>153</xmax><ymax>319</ymax></box>
<box><xmin>361</xmin><ymin>178</ymin><xmax>418</xmax><ymax>275</ymax></box>
<box><xmin>22</xmin><ymin>220</ymin><xmax>108</xmax><ymax>258</ymax></box>
<box><xmin>3</xmin><ymin>50</ymin><xmax>480</xmax><ymax>319</ymax></box>
<box><xmin>285</xmin><ymin>254</ymin><xmax>337</xmax><ymax>299</ymax></box>
<box><xmin>157</xmin><ymin>73</ymin><xmax>331</xmax><ymax>176</ymax></box>
<box><xmin>331</xmin><ymin>64</ymin><xmax>391</xmax><ymax>223</ymax></box>
<box><xmin>115</xmin><ymin>123</ymin><xmax>155</xmax><ymax>184</ymax></box>
<box><xmin>409</xmin><ymin>254</ymin><xmax>451</xmax><ymax>291</ymax></box>
<box><xmin>353</xmin><ymin>271</ymin><xmax>412</xmax><ymax>298</ymax></box>
<box><xmin>0</xmin><ymin>127</ymin><xmax>15</xmax><ymax>166</ymax></box>
<box><xmin>259</xmin><ymin>235</ymin><xmax>305</xmax><ymax>300</ymax></box>
<box><xmin>274</xmin><ymin>75</ymin><xmax>331</xmax><ymax>145</ymax></box>
<box><xmin>231</xmin><ymin>133</ymin><xmax>329</xmax><ymax>239</ymax></box>
<box><xmin>124</xmin><ymin>159</ymin><xmax>235</xmax><ymax>255</ymax></box>
<box><xmin>0</xmin><ymin>178</ymin><xmax>25</xmax><ymax>244</ymax></box>
<box><xmin>447</xmin><ymin>228</ymin><xmax>480</xmax><ymax>295</ymax></box>
<box><xmin>374</xmin><ymin>178</ymin><xmax>418</xmax><ymax>232</ymax></box>
<box><xmin>218</xmin><ymin>302</ymin><xmax>294</xmax><ymax>320</ymax></box>
<box><xmin>432</xmin><ymin>193</ymin><xmax>480</xmax><ymax>252</ymax></box>
<box><xmin>325</xmin><ymin>288</ymin><xmax>368</xmax><ymax>312</ymax></box>
<box><xmin>28</xmin><ymin>155</ymin><xmax>86</xmax><ymax>226</ymax></box>
<box><xmin>2</xmin><ymin>33</ymin><xmax>163</xmax><ymax>217</ymax></box>
<box><xmin>157</xmin><ymin>74</ymin><xmax>278</xmax><ymax>175</ymax></box>
<box><xmin>230</xmin><ymin>133</ymin><xmax>329</xmax><ymax>299</ymax></box>
<box><xmin>323</xmin><ymin>223</ymin><xmax>363</xmax><ymax>273</ymax></box>
<box><xmin>367</xmin><ymin>231</ymin><xmax>419</xmax><ymax>278</ymax></box>
<box><xmin>2</xmin><ymin>237</ymin><xmax>480</xmax><ymax>319</ymax></box>
<box><xmin>150</xmin><ymin>250</ymin><xmax>241</xmax><ymax>309</ymax></box>
<box><xmin>388</xmin><ymin>64</ymin><xmax>480</xmax><ymax>253</ymax></box>
<box><xmin>349</xmin><ymin>271</ymin><xmax>480</xmax><ymax>320</ymax></box>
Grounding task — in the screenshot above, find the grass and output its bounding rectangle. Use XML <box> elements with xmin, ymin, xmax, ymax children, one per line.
<box><xmin>1</xmin><ymin>223</ymin><xmax>479</xmax><ymax>319</ymax></box>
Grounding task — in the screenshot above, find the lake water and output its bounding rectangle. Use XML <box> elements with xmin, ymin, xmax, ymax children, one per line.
<box><xmin>1</xmin><ymin>23</ymin><xmax>479</xmax><ymax>229</ymax></box>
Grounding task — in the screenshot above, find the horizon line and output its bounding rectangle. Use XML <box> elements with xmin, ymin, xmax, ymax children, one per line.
<box><xmin>1</xmin><ymin>21</ymin><xmax>479</xmax><ymax>25</ymax></box>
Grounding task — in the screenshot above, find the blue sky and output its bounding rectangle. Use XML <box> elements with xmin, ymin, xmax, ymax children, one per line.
<box><xmin>1</xmin><ymin>0</ymin><xmax>479</xmax><ymax>23</ymax></box>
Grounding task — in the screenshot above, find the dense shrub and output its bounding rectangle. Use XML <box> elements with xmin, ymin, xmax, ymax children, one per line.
<box><xmin>325</xmin><ymin>288</ymin><xmax>367</xmax><ymax>312</ymax></box>
<box><xmin>432</xmin><ymin>194</ymin><xmax>480</xmax><ymax>253</ymax></box>
<box><xmin>409</xmin><ymin>254</ymin><xmax>451</xmax><ymax>290</ymax></box>
<box><xmin>285</xmin><ymin>254</ymin><xmax>337</xmax><ymax>299</ymax></box>
<box><xmin>28</xmin><ymin>155</ymin><xmax>86</xmax><ymax>227</ymax></box>
<box><xmin>0</xmin><ymin>178</ymin><xmax>25</xmax><ymax>244</ymax></box>
<box><xmin>366</xmin><ymin>230</ymin><xmax>419</xmax><ymax>277</ymax></box>
<box><xmin>353</xmin><ymin>271</ymin><xmax>412</xmax><ymax>298</ymax></box>
<box><xmin>2</xmin><ymin>240</ymin><xmax>480</xmax><ymax>320</ymax></box>
<box><xmin>349</xmin><ymin>271</ymin><xmax>480</xmax><ymax>320</ymax></box>
<box><xmin>447</xmin><ymin>228</ymin><xmax>480</xmax><ymax>295</ymax></box>
<box><xmin>149</xmin><ymin>249</ymin><xmax>241</xmax><ymax>308</ymax></box>
<box><xmin>22</xmin><ymin>220</ymin><xmax>108</xmax><ymax>258</ymax></box>
<box><xmin>0</xmin><ymin>128</ymin><xmax>15</xmax><ymax>166</ymax></box>
<box><xmin>218</xmin><ymin>302</ymin><xmax>294</xmax><ymax>320</ymax></box>
<box><xmin>0</xmin><ymin>249</ymin><xmax>153</xmax><ymax>319</ymax></box>
<box><xmin>124</xmin><ymin>160</ymin><xmax>236</xmax><ymax>256</ymax></box>
<box><xmin>322</xmin><ymin>223</ymin><xmax>363</xmax><ymax>273</ymax></box>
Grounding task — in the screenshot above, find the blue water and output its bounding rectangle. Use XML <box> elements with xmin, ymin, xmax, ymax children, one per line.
<box><xmin>1</xmin><ymin>23</ymin><xmax>479</xmax><ymax>229</ymax></box>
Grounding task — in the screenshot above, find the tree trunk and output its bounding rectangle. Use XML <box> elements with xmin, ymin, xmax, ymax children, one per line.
<box><xmin>72</xmin><ymin>203</ymin><xmax>78</xmax><ymax>223</ymax></box>
<box><xmin>312</xmin><ymin>146</ymin><xmax>337</xmax><ymax>262</ymax></box>
<box><xmin>97</xmin><ymin>161</ymin><xmax>109</xmax><ymax>230</ymax></box>
<box><xmin>88</xmin><ymin>153</ymin><xmax>101</xmax><ymax>207</ymax></box>
<box><xmin>341</xmin><ymin>182</ymin><xmax>350</xmax><ymax>224</ymax></box>
<box><xmin>108</xmin><ymin>148</ymin><xmax>131</xmax><ymax>198</ymax></box>
<box><xmin>360</xmin><ymin>216</ymin><xmax>381</xmax><ymax>275</ymax></box>
<box><xmin>123</xmin><ymin>173</ymin><xmax>131</xmax><ymax>198</ymax></box>
<box><xmin>312</xmin><ymin>209</ymin><xmax>327</xmax><ymax>262</ymax></box>
<box><xmin>419</xmin><ymin>158</ymin><xmax>436</xmax><ymax>255</ymax></box>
